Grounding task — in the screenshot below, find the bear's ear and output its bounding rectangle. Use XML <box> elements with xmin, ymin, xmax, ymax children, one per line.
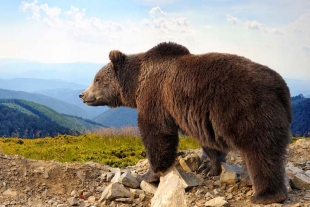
<box><xmin>109</xmin><ymin>50</ymin><xmax>125</xmax><ymax>64</ymax></box>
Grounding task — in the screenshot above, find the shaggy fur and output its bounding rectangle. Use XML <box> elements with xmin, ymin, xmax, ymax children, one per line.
<box><xmin>80</xmin><ymin>42</ymin><xmax>292</xmax><ymax>204</ymax></box>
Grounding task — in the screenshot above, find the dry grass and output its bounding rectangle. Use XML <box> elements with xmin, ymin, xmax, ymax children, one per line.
<box><xmin>91</xmin><ymin>126</ymin><xmax>140</xmax><ymax>137</ymax></box>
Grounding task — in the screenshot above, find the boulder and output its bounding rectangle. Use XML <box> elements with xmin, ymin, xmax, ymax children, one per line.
<box><xmin>151</xmin><ymin>169</ymin><xmax>187</xmax><ymax>207</ymax></box>
<box><xmin>140</xmin><ymin>180</ymin><xmax>157</xmax><ymax>194</ymax></box>
<box><xmin>99</xmin><ymin>182</ymin><xmax>131</xmax><ymax>202</ymax></box>
<box><xmin>119</xmin><ymin>171</ymin><xmax>140</xmax><ymax>188</ymax></box>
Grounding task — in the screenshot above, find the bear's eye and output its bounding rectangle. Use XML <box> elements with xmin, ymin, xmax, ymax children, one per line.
<box><xmin>95</xmin><ymin>78</ymin><xmax>100</xmax><ymax>83</ymax></box>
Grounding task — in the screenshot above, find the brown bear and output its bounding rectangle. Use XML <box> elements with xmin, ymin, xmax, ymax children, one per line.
<box><xmin>79</xmin><ymin>42</ymin><xmax>292</xmax><ymax>204</ymax></box>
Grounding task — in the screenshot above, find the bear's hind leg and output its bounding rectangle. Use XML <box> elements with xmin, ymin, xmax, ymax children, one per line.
<box><xmin>241</xmin><ymin>139</ymin><xmax>288</xmax><ymax>204</ymax></box>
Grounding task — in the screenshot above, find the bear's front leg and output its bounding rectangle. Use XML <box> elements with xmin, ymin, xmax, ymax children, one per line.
<box><xmin>138</xmin><ymin>116</ymin><xmax>179</xmax><ymax>183</ymax></box>
<box><xmin>198</xmin><ymin>147</ymin><xmax>227</xmax><ymax>176</ymax></box>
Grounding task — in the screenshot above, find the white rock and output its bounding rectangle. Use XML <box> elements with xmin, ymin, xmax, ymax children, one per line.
<box><xmin>99</xmin><ymin>182</ymin><xmax>131</xmax><ymax>202</ymax></box>
<box><xmin>140</xmin><ymin>180</ymin><xmax>157</xmax><ymax>194</ymax></box>
<box><xmin>151</xmin><ymin>169</ymin><xmax>187</xmax><ymax>207</ymax></box>
<box><xmin>205</xmin><ymin>197</ymin><xmax>229</xmax><ymax>207</ymax></box>
<box><xmin>174</xmin><ymin>167</ymin><xmax>203</xmax><ymax>189</ymax></box>
<box><xmin>111</xmin><ymin>169</ymin><xmax>122</xmax><ymax>183</ymax></box>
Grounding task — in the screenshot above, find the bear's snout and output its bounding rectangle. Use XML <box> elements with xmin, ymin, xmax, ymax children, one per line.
<box><xmin>79</xmin><ymin>93</ymin><xmax>84</xmax><ymax>99</ymax></box>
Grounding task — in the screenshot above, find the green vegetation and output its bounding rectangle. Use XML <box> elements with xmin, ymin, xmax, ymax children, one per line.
<box><xmin>0</xmin><ymin>134</ymin><xmax>200</xmax><ymax>167</ymax></box>
<box><xmin>291</xmin><ymin>95</ymin><xmax>310</xmax><ymax>137</ymax></box>
<box><xmin>0</xmin><ymin>99</ymin><xmax>103</xmax><ymax>138</ymax></box>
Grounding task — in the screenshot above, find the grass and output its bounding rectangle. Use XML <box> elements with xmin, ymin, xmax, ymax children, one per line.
<box><xmin>0</xmin><ymin>133</ymin><xmax>200</xmax><ymax>167</ymax></box>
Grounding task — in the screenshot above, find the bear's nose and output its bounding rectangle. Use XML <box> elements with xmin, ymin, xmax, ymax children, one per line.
<box><xmin>79</xmin><ymin>93</ymin><xmax>84</xmax><ymax>99</ymax></box>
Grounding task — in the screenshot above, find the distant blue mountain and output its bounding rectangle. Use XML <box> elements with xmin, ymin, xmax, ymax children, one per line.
<box><xmin>93</xmin><ymin>107</ymin><xmax>138</xmax><ymax>128</ymax></box>
<box><xmin>0</xmin><ymin>58</ymin><xmax>102</xmax><ymax>84</ymax></box>
<box><xmin>0</xmin><ymin>78</ymin><xmax>86</xmax><ymax>92</ymax></box>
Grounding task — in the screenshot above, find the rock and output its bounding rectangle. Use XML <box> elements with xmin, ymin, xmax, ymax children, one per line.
<box><xmin>139</xmin><ymin>193</ymin><xmax>146</xmax><ymax>201</ymax></box>
<box><xmin>88</xmin><ymin>196</ymin><xmax>96</xmax><ymax>203</ymax></box>
<box><xmin>111</xmin><ymin>169</ymin><xmax>122</xmax><ymax>183</ymax></box>
<box><xmin>140</xmin><ymin>180</ymin><xmax>157</xmax><ymax>194</ymax></box>
<box><xmin>220</xmin><ymin>171</ymin><xmax>237</xmax><ymax>185</ymax></box>
<box><xmin>291</xmin><ymin>173</ymin><xmax>310</xmax><ymax>189</ymax></box>
<box><xmin>130</xmin><ymin>189</ymin><xmax>145</xmax><ymax>198</ymax></box>
<box><xmin>227</xmin><ymin>185</ymin><xmax>238</xmax><ymax>194</ymax></box>
<box><xmin>3</xmin><ymin>188</ymin><xmax>17</xmax><ymax>197</ymax></box>
<box><xmin>151</xmin><ymin>169</ymin><xmax>187</xmax><ymax>207</ymax></box>
<box><xmin>119</xmin><ymin>171</ymin><xmax>140</xmax><ymax>188</ymax></box>
<box><xmin>174</xmin><ymin>167</ymin><xmax>204</xmax><ymax>189</ymax></box>
<box><xmin>115</xmin><ymin>197</ymin><xmax>132</xmax><ymax>203</ymax></box>
<box><xmin>67</xmin><ymin>197</ymin><xmax>79</xmax><ymax>206</ymax></box>
<box><xmin>220</xmin><ymin>163</ymin><xmax>243</xmax><ymax>185</ymax></box>
<box><xmin>70</xmin><ymin>190</ymin><xmax>76</xmax><ymax>197</ymax></box>
<box><xmin>99</xmin><ymin>182</ymin><xmax>131</xmax><ymax>202</ymax></box>
<box><xmin>205</xmin><ymin>192</ymin><xmax>214</xmax><ymax>199</ymax></box>
<box><xmin>221</xmin><ymin>163</ymin><xmax>244</xmax><ymax>174</ymax></box>
<box><xmin>286</xmin><ymin>163</ymin><xmax>304</xmax><ymax>179</ymax></box>
<box><xmin>43</xmin><ymin>170</ymin><xmax>49</xmax><ymax>179</ymax></box>
<box><xmin>179</xmin><ymin>154</ymin><xmax>201</xmax><ymax>172</ymax></box>
<box><xmin>205</xmin><ymin>197</ymin><xmax>229</xmax><ymax>207</ymax></box>
<box><xmin>305</xmin><ymin>170</ymin><xmax>310</xmax><ymax>177</ymax></box>
<box><xmin>106</xmin><ymin>172</ymin><xmax>114</xmax><ymax>182</ymax></box>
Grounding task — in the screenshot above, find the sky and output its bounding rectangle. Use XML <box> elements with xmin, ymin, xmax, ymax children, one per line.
<box><xmin>0</xmin><ymin>0</ymin><xmax>309</xmax><ymax>80</ymax></box>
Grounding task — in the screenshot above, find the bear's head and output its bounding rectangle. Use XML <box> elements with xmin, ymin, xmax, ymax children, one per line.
<box><xmin>79</xmin><ymin>50</ymin><xmax>127</xmax><ymax>108</ymax></box>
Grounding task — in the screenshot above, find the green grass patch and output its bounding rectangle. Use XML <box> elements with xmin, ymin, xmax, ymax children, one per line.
<box><xmin>0</xmin><ymin>134</ymin><xmax>200</xmax><ymax>167</ymax></box>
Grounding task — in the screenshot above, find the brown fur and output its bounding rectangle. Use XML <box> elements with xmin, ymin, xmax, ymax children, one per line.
<box><xmin>80</xmin><ymin>42</ymin><xmax>292</xmax><ymax>204</ymax></box>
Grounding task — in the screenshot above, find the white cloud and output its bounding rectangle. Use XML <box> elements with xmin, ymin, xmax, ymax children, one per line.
<box><xmin>246</xmin><ymin>21</ymin><xmax>263</xmax><ymax>30</ymax></box>
<box><xmin>228</xmin><ymin>14</ymin><xmax>284</xmax><ymax>35</ymax></box>
<box><xmin>20</xmin><ymin>0</ymin><xmax>123</xmax><ymax>40</ymax></box>
<box><xmin>226</xmin><ymin>14</ymin><xmax>241</xmax><ymax>25</ymax></box>
<box><xmin>40</xmin><ymin>3</ymin><xmax>61</xmax><ymax>19</ymax></box>
<box><xmin>142</xmin><ymin>7</ymin><xmax>195</xmax><ymax>41</ymax></box>
<box><xmin>149</xmin><ymin>7</ymin><xmax>166</xmax><ymax>18</ymax></box>
<box><xmin>19</xmin><ymin>0</ymin><xmax>41</xmax><ymax>19</ymax></box>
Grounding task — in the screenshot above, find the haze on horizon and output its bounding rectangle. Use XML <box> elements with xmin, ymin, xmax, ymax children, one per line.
<box><xmin>0</xmin><ymin>0</ymin><xmax>309</xmax><ymax>80</ymax></box>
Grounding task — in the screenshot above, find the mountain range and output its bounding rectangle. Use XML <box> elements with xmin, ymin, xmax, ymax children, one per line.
<box><xmin>0</xmin><ymin>89</ymin><xmax>103</xmax><ymax>119</ymax></box>
<box><xmin>0</xmin><ymin>99</ymin><xmax>103</xmax><ymax>138</ymax></box>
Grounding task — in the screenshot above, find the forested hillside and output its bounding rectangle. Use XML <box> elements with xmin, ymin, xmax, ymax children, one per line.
<box><xmin>291</xmin><ymin>95</ymin><xmax>310</xmax><ymax>137</ymax></box>
<box><xmin>0</xmin><ymin>99</ymin><xmax>103</xmax><ymax>138</ymax></box>
<box><xmin>0</xmin><ymin>88</ymin><xmax>101</xmax><ymax>119</ymax></box>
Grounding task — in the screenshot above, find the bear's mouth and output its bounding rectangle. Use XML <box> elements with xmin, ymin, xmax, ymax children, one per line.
<box><xmin>84</xmin><ymin>98</ymin><xmax>96</xmax><ymax>104</ymax></box>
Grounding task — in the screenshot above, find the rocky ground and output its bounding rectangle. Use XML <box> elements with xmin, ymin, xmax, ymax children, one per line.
<box><xmin>1</xmin><ymin>139</ymin><xmax>310</xmax><ymax>207</ymax></box>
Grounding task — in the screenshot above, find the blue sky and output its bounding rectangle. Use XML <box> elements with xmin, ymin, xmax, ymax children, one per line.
<box><xmin>0</xmin><ymin>0</ymin><xmax>309</xmax><ymax>80</ymax></box>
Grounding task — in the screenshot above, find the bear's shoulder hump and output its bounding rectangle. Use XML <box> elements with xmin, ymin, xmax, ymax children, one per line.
<box><xmin>146</xmin><ymin>42</ymin><xmax>190</xmax><ymax>57</ymax></box>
